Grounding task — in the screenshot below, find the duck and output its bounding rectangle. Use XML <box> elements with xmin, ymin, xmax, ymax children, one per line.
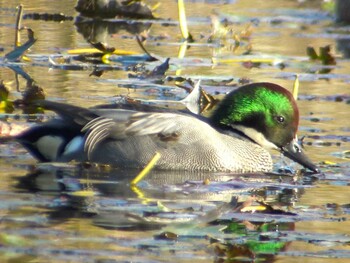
<box><xmin>8</xmin><ymin>82</ymin><xmax>319</xmax><ymax>173</ymax></box>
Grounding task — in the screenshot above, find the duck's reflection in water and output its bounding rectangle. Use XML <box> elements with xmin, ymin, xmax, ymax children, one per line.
<box><xmin>14</xmin><ymin>163</ymin><xmax>309</xmax><ymax>230</ymax></box>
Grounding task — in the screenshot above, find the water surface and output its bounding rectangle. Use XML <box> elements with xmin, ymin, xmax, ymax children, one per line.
<box><xmin>0</xmin><ymin>0</ymin><xmax>349</xmax><ymax>262</ymax></box>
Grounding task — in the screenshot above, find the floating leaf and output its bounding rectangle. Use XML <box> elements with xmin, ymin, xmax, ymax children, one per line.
<box><xmin>148</xmin><ymin>58</ymin><xmax>170</xmax><ymax>77</ymax></box>
<box><xmin>319</xmin><ymin>45</ymin><xmax>336</xmax><ymax>65</ymax></box>
<box><xmin>306</xmin><ymin>45</ymin><xmax>336</xmax><ymax>73</ymax></box>
<box><xmin>306</xmin><ymin>46</ymin><xmax>318</xmax><ymax>60</ymax></box>
<box><xmin>154</xmin><ymin>231</ymin><xmax>178</xmax><ymax>241</ymax></box>
<box><xmin>0</xmin><ymin>81</ymin><xmax>14</xmax><ymax>113</ymax></box>
<box><xmin>69</xmin><ymin>190</ymin><xmax>97</xmax><ymax>197</ymax></box>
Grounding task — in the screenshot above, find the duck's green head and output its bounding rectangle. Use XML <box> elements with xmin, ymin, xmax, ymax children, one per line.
<box><xmin>211</xmin><ymin>82</ymin><xmax>319</xmax><ymax>172</ymax></box>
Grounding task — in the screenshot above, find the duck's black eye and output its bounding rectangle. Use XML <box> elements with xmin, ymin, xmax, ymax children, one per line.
<box><xmin>275</xmin><ymin>115</ymin><xmax>285</xmax><ymax>123</ymax></box>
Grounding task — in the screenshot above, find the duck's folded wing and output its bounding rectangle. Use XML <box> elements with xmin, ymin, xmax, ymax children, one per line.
<box><xmin>126</xmin><ymin>112</ymin><xmax>179</xmax><ymax>136</ymax></box>
<box><xmin>82</xmin><ymin>112</ymin><xmax>188</xmax><ymax>158</ymax></box>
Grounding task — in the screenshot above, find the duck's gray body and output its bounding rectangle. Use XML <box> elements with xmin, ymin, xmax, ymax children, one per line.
<box><xmin>84</xmin><ymin>110</ymin><xmax>273</xmax><ymax>172</ymax></box>
<box><xmin>13</xmin><ymin>82</ymin><xmax>319</xmax><ymax>174</ymax></box>
<box><xmin>17</xmin><ymin>104</ymin><xmax>272</xmax><ymax>173</ymax></box>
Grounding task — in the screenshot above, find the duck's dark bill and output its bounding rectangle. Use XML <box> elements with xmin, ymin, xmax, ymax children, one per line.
<box><xmin>281</xmin><ymin>139</ymin><xmax>320</xmax><ymax>173</ymax></box>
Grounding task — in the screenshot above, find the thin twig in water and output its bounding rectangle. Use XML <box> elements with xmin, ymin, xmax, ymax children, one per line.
<box><xmin>14</xmin><ymin>5</ymin><xmax>23</xmax><ymax>91</ymax></box>
<box><xmin>14</xmin><ymin>5</ymin><xmax>23</xmax><ymax>48</ymax></box>
<box><xmin>136</xmin><ymin>35</ymin><xmax>157</xmax><ymax>61</ymax></box>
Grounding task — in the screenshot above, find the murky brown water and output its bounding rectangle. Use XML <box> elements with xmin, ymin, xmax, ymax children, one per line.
<box><xmin>0</xmin><ymin>0</ymin><xmax>349</xmax><ymax>262</ymax></box>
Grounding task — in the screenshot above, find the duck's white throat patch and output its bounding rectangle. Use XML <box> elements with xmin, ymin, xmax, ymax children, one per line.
<box><xmin>231</xmin><ymin>125</ymin><xmax>278</xmax><ymax>150</ymax></box>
